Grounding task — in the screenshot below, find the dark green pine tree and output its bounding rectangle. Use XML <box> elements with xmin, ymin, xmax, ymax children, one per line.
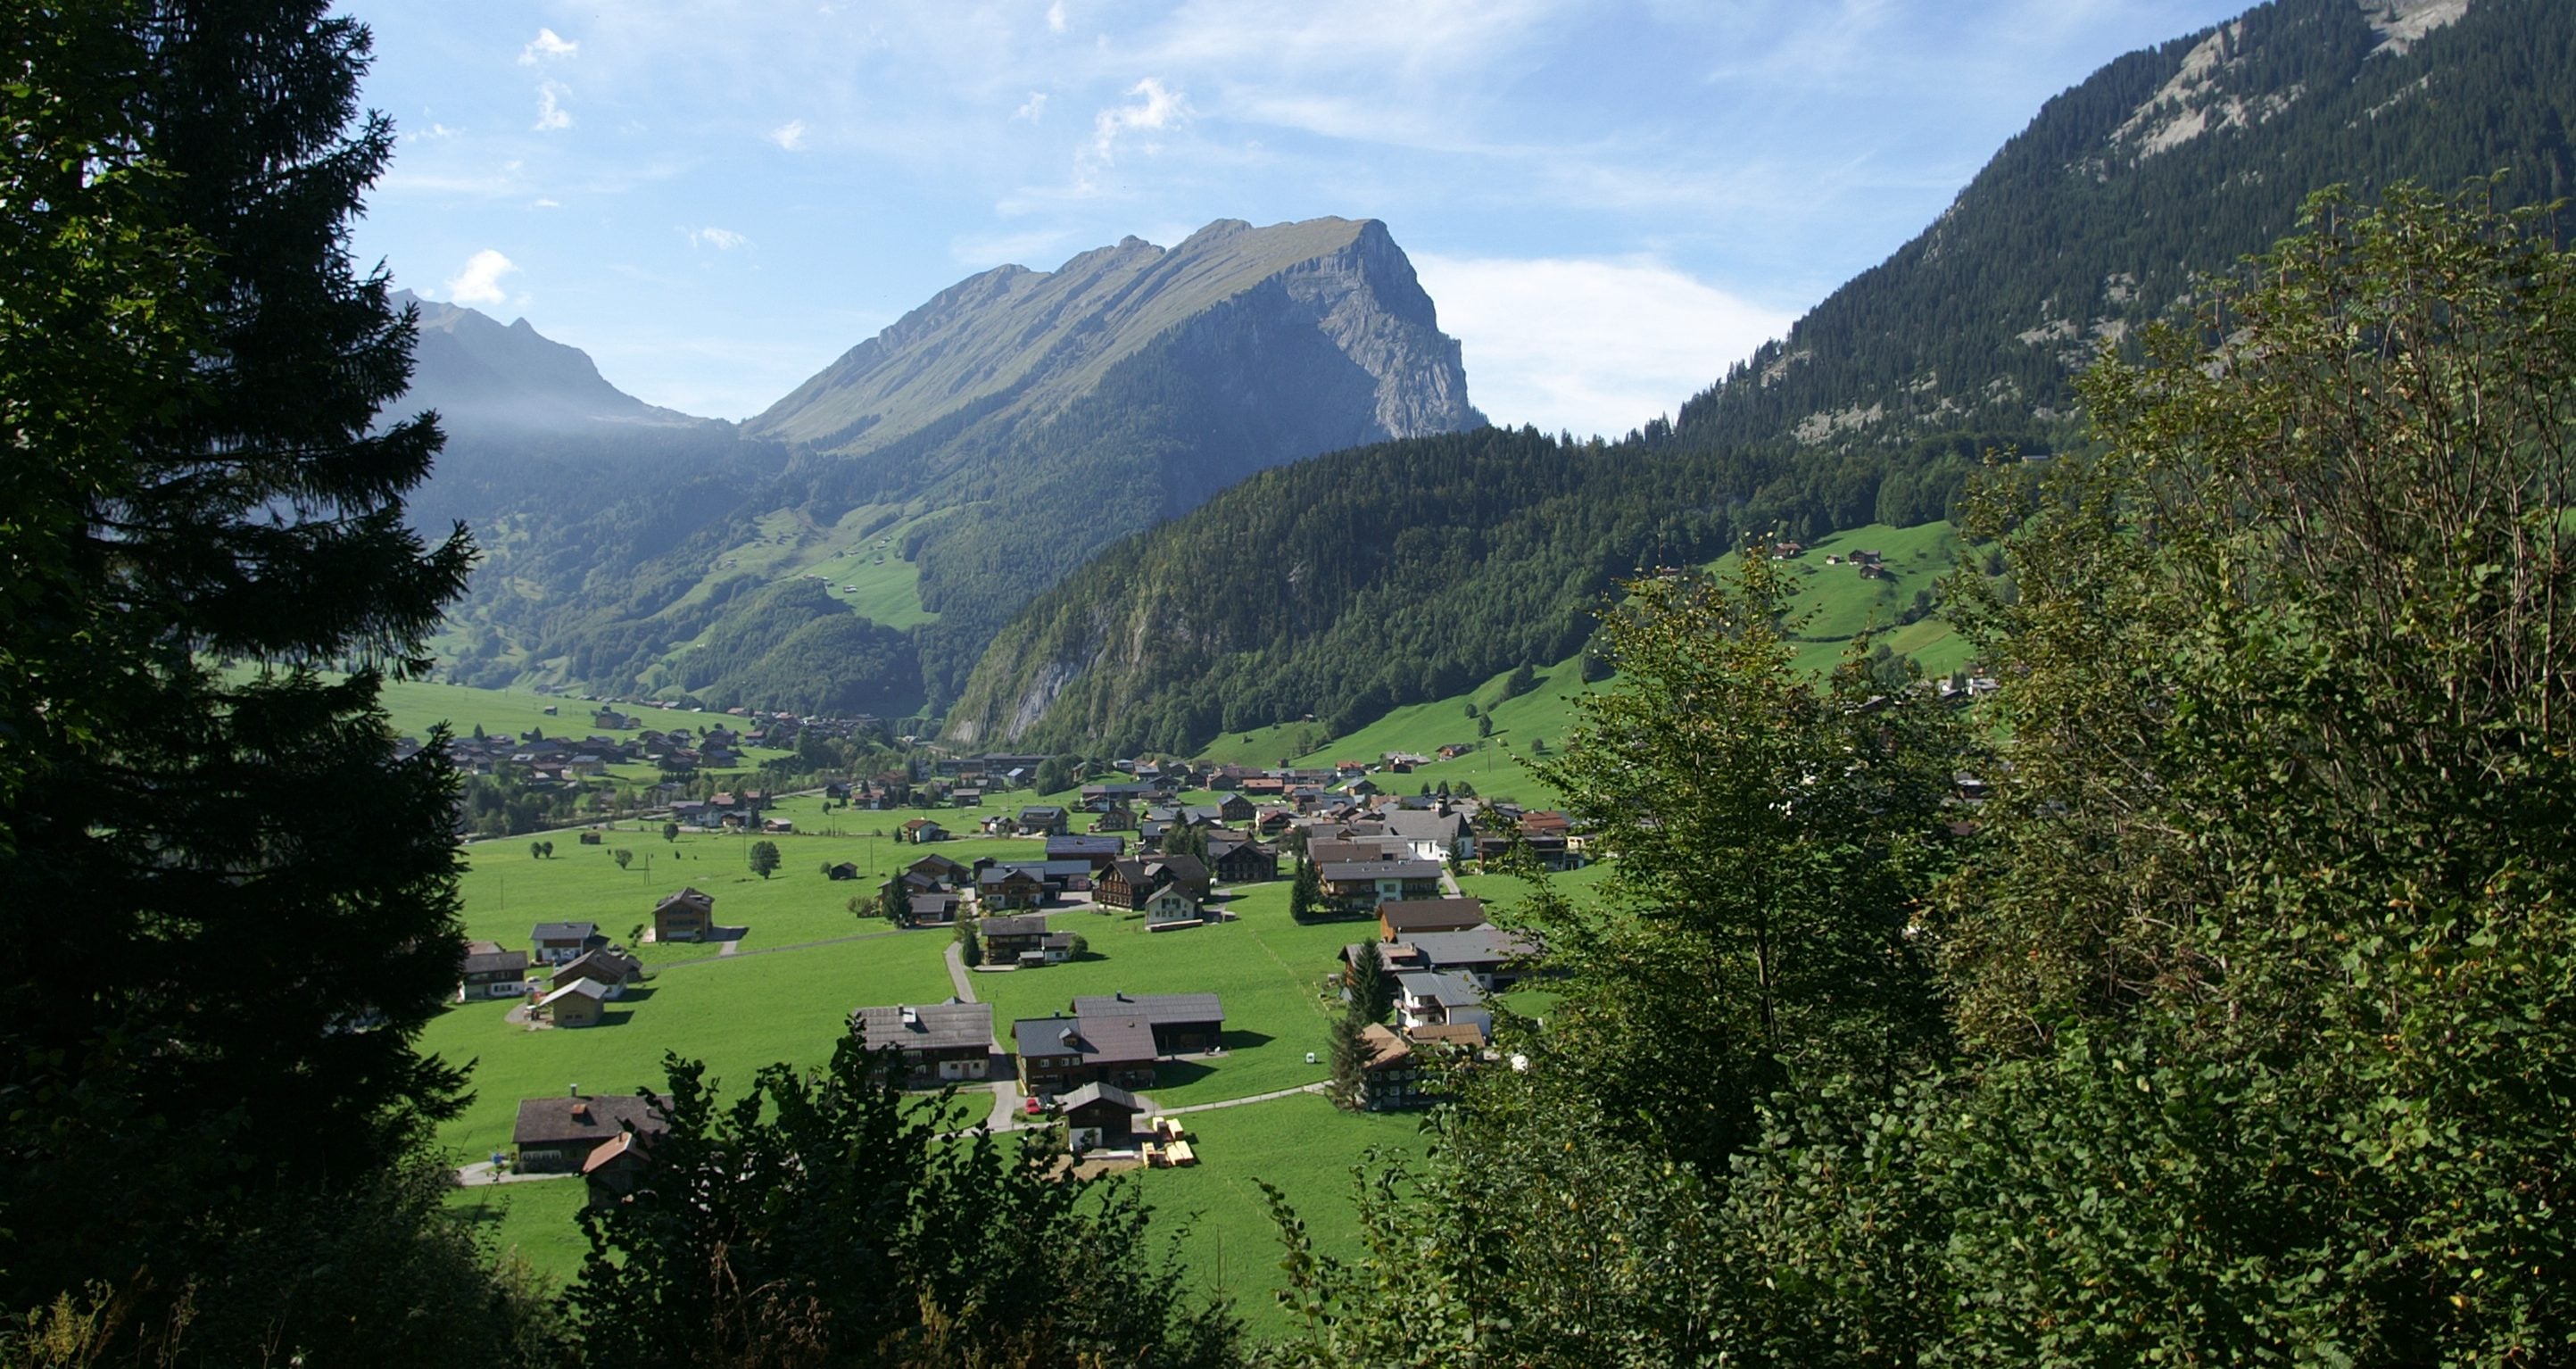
<box><xmin>1327</xmin><ymin>1010</ymin><xmax>1371</xmax><ymax>1112</ymax></box>
<box><xmin>1290</xmin><ymin>856</ymin><xmax>1324</xmax><ymax>923</ymax></box>
<box><xmin>1347</xmin><ymin>942</ymin><xmax>1395</xmax><ymax>1025</ymax></box>
<box><xmin>0</xmin><ymin>0</ymin><xmax>476</xmax><ymax>1325</ymax></box>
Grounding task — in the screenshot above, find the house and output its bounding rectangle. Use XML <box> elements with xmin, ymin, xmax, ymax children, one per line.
<box><xmin>1057</xmin><ymin>1082</ymin><xmax>1148</xmax><ymax>1151</ymax></box>
<box><xmin>1094</xmin><ymin>859</ymin><xmax>1160</xmax><ymax>911</ymax></box>
<box><xmin>552</xmin><ymin>948</ymin><xmax>642</xmax><ymax>997</ymax></box>
<box><xmin>1377</xmin><ymin>806</ymin><xmax>1476</xmax><ymax>865</ymax></box>
<box><xmin>1070</xmin><ymin>991</ymin><xmax>1225</xmax><ymax>1054</ymax></box>
<box><xmin>1092</xmin><ymin>805</ymin><xmax>1139</xmax><ymax>833</ymax></box>
<box><xmin>851</xmin><ymin>1000</ymin><xmax>997</xmax><ymax>1084</ymax></box>
<box><xmin>530</xmin><ymin>920</ymin><xmax>603</xmax><ymax>966</ymax></box>
<box><xmin>581</xmin><ymin>1129</ymin><xmax>654</xmax><ymax>1207</ymax></box>
<box><xmin>1155</xmin><ymin>853</ymin><xmax>1213</xmax><ymax>900</ymax></box>
<box><xmin>907</xmin><ymin>892</ymin><xmax>962</xmax><ymax>926</ymax></box>
<box><xmin>1352</xmin><ymin>1024</ymin><xmax>1427</xmax><ymax>1111</ymax></box>
<box><xmin>458</xmin><ymin>944</ymin><xmax>531</xmax><ymax>1000</ymax></box>
<box><xmin>535</xmin><ymin>978</ymin><xmax>611</xmax><ymax>1028</ymax></box>
<box><xmin>1206</xmin><ymin>836</ymin><xmax>1280</xmax><ymax>885</ymax></box>
<box><xmin>1013</xmin><ymin>1013</ymin><xmax>1159</xmax><ymax>1096</ymax></box>
<box><xmin>1318</xmin><ymin>859</ymin><xmax>1444</xmax><ymax>911</ymax></box>
<box><xmin>952</xmin><ymin>787</ymin><xmax>984</xmax><ymax>808</ymax></box>
<box><xmin>1026</xmin><ymin>931</ymin><xmax>1080</xmax><ymax>966</ymax></box>
<box><xmin>1015</xmin><ymin>805</ymin><xmax>1069</xmax><ymax>836</ymax></box>
<box><xmin>978</xmin><ymin>913</ymin><xmax>1052</xmax><ymax>960</ymax></box>
<box><xmin>1140</xmin><ymin>884</ymin><xmax>1201</xmax><ymax>928</ymax></box>
<box><xmin>1379</xmin><ymin>898</ymin><xmax>1487</xmax><ymax>942</ymax></box>
<box><xmin>900</xmin><ymin>817</ymin><xmax>948</xmax><ymax>843</ymax></box>
<box><xmin>1405</xmin><ymin>925</ymin><xmax>1545</xmax><ymax>991</ymax></box>
<box><xmin>1395</xmin><ymin>971</ymin><xmax>1485</xmax><ymax>1033</ymax></box>
<box><xmin>825</xmin><ymin>861</ymin><xmax>860</xmax><ymax>881</ymax></box>
<box><xmin>906</xmin><ymin>853</ymin><xmax>973</xmax><ymax>885</ymax></box>
<box><xmin>654</xmin><ymin>887</ymin><xmax>716</xmax><ymax>943</ymax></box>
<box><xmin>1046</xmin><ymin>833</ymin><xmax>1125</xmax><ymax>869</ymax></box>
<box><xmin>973</xmin><ymin>866</ymin><xmax>1047</xmax><ymax>912</ymax></box>
<box><xmin>513</xmin><ymin>1091</ymin><xmax>670</xmax><ymax>1173</ymax></box>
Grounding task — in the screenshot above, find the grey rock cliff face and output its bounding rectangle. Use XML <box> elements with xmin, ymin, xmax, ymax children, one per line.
<box><xmin>750</xmin><ymin>216</ymin><xmax>1479</xmax><ymax>459</ymax></box>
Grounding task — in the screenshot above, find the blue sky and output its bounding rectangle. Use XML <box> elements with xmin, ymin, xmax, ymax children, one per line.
<box><xmin>345</xmin><ymin>0</ymin><xmax>2249</xmax><ymax>437</ymax></box>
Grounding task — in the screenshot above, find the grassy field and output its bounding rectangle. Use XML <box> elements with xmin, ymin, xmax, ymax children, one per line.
<box><xmin>1711</xmin><ymin>519</ymin><xmax>1975</xmax><ymax>678</ymax></box>
<box><xmin>1148</xmin><ymin>1093</ymin><xmax>1430</xmax><ymax>1340</ymax></box>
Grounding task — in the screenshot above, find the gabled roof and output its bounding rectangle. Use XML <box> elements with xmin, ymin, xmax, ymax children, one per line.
<box><xmin>852</xmin><ymin>1000</ymin><xmax>993</xmax><ymax>1053</ymax></box>
<box><xmin>1071</xmin><ymin>991</ymin><xmax>1225</xmax><ymax>1026</ymax></box>
<box><xmin>1318</xmin><ymin>859</ymin><xmax>1442</xmax><ymax>881</ymax></box>
<box><xmin>531</xmin><ymin>920</ymin><xmax>598</xmax><ymax>942</ymax></box>
<box><xmin>1404</xmin><ymin>925</ymin><xmax>1543</xmax><ymax>969</ymax></box>
<box><xmin>537</xmin><ymin>977</ymin><xmax>612</xmax><ymax>1008</ymax></box>
<box><xmin>1379</xmin><ymin>898</ymin><xmax>1487</xmax><ymax>933</ymax></box>
<box><xmin>1396</xmin><ymin>970</ymin><xmax>1484</xmax><ymax>1009</ymax></box>
<box><xmin>513</xmin><ymin>1091</ymin><xmax>672</xmax><ymax>1148</ymax></box>
<box><xmin>1056</xmin><ymin>1082</ymin><xmax>1147</xmax><ymax>1115</ymax></box>
<box><xmin>979</xmin><ymin>913</ymin><xmax>1049</xmax><ymax>937</ymax></box>
<box><xmin>1011</xmin><ymin>1012</ymin><xmax>1157</xmax><ymax>1065</ymax></box>
<box><xmin>462</xmin><ymin>949</ymin><xmax>528</xmax><ymax>975</ymax></box>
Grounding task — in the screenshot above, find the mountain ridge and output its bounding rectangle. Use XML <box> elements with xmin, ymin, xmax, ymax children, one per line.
<box><xmin>941</xmin><ymin>0</ymin><xmax>2572</xmax><ymax>756</ymax></box>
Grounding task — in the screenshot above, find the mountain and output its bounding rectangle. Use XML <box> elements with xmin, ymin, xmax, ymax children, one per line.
<box><xmin>425</xmin><ymin>217</ymin><xmax>1479</xmax><ymax>718</ymax></box>
<box><xmin>395</xmin><ymin>290</ymin><xmax>708</xmax><ymax>435</ymax></box>
<box><xmin>943</xmin><ymin>0</ymin><xmax>2574</xmax><ymax>757</ymax></box>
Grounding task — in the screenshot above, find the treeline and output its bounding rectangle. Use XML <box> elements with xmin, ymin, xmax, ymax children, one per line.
<box><xmin>945</xmin><ymin>423</ymin><xmax>1994</xmax><ymax>755</ymax></box>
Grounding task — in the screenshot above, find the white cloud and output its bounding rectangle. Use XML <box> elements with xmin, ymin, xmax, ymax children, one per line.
<box><xmin>519</xmin><ymin>28</ymin><xmax>578</xmax><ymax>64</ymax></box>
<box><xmin>1089</xmin><ymin>77</ymin><xmax>1189</xmax><ymax>164</ymax></box>
<box><xmin>534</xmin><ymin>81</ymin><xmax>573</xmax><ymax>130</ymax></box>
<box><xmin>1014</xmin><ymin>91</ymin><xmax>1048</xmax><ymax>121</ymax></box>
<box><xmin>689</xmin><ymin>227</ymin><xmax>750</xmax><ymax>251</ymax></box>
<box><xmin>442</xmin><ymin>249</ymin><xmax>519</xmax><ymax>307</ymax></box>
<box><xmin>768</xmin><ymin>119</ymin><xmax>806</xmax><ymax>151</ymax></box>
<box><xmin>531</xmin><ymin>197</ymin><xmax>562</xmax><ymax>209</ymax></box>
<box><xmin>402</xmin><ymin>121</ymin><xmax>459</xmax><ymax>143</ymax></box>
<box><xmin>1046</xmin><ymin>0</ymin><xmax>1068</xmax><ymax>33</ymax></box>
<box><xmin>1412</xmin><ymin>253</ymin><xmax>1797</xmax><ymax>437</ymax></box>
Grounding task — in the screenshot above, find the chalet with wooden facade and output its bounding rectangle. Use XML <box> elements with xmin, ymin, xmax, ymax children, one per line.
<box><xmin>851</xmin><ymin>1000</ymin><xmax>996</xmax><ymax>1084</ymax></box>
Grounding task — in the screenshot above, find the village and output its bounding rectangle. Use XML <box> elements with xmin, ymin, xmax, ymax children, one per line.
<box><xmin>429</xmin><ymin>735</ymin><xmax>1590</xmax><ymax>1312</ymax></box>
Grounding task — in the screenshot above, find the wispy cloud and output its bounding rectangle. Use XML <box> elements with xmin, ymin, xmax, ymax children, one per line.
<box><xmin>519</xmin><ymin>28</ymin><xmax>578</xmax><ymax>64</ymax></box>
<box><xmin>1014</xmin><ymin>92</ymin><xmax>1048</xmax><ymax>122</ymax></box>
<box><xmin>1047</xmin><ymin>0</ymin><xmax>1068</xmax><ymax>34</ymax></box>
<box><xmin>1413</xmin><ymin>253</ymin><xmax>1795</xmax><ymax>437</ymax></box>
<box><xmin>688</xmin><ymin>227</ymin><xmax>750</xmax><ymax>251</ymax></box>
<box><xmin>534</xmin><ymin>81</ymin><xmax>573</xmax><ymax>131</ymax></box>
<box><xmin>768</xmin><ymin>119</ymin><xmax>807</xmax><ymax>151</ymax></box>
<box><xmin>1087</xmin><ymin>77</ymin><xmax>1189</xmax><ymax>166</ymax></box>
<box><xmin>402</xmin><ymin>121</ymin><xmax>459</xmax><ymax>143</ymax></box>
<box><xmin>442</xmin><ymin>249</ymin><xmax>519</xmax><ymax>307</ymax></box>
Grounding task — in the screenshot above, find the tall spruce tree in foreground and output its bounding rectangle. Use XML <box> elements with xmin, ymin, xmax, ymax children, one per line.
<box><xmin>0</xmin><ymin>2</ymin><xmax>501</xmax><ymax>1359</ymax></box>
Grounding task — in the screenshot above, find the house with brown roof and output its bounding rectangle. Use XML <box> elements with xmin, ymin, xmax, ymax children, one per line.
<box><xmin>1351</xmin><ymin>1024</ymin><xmax>1428</xmax><ymax>1112</ymax></box>
<box><xmin>512</xmin><ymin>1090</ymin><xmax>671</xmax><ymax>1173</ymax></box>
<box><xmin>653</xmin><ymin>887</ymin><xmax>716</xmax><ymax>943</ymax></box>
<box><xmin>1379</xmin><ymin>897</ymin><xmax>1487</xmax><ymax>942</ymax></box>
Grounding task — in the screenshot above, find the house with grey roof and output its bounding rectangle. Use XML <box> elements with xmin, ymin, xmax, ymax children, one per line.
<box><xmin>1070</xmin><ymin>991</ymin><xmax>1225</xmax><ymax>1053</ymax></box>
<box><xmin>851</xmin><ymin>1000</ymin><xmax>996</xmax><ymax>1084</ymax></box>
<box><xmin>1318</xmin><ymin>859</ymin><xmax>1443</xmax><ymax>910</ymax></box>
<box><xmin>1405</xmin><ymin>925</ymin><xmax>1545</xmax><ymax>991</ymax></box>
<box><xmin>1012</xmin><ymin>1012</ymin><xmax>1158</xmax><ymax>1097</ymax></box>
<box><xmin>1396</xmin><ymin>971</ymin><xmax>1485</xmax><ymax>1033</ymax></box>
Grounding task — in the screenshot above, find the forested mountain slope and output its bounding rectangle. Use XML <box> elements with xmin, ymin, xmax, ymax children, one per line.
<box><xmin>945</xmin><ymin>0</ymin><xmax>2575</xmax><ymax>756</ymax></box>
<box><xmin>425</xmin><ymin>218</ymin><xmax>1478</xmax><ymax>717</ymax></box>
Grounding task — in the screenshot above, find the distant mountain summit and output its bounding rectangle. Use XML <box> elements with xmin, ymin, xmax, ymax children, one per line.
<box><xmin>752</xmin><ymin>217</ymin><xmax>1479</xmax><ymax>462</ymax></box>
<box><xmin>424</xmin><ymin>217</ymin><xmax>1479</xmax><ymax>718</ymax></box>
<box><xmin>394</xmin><ymin>289</ymin><xmax>707</xmax><ymax>434</ymax></box>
